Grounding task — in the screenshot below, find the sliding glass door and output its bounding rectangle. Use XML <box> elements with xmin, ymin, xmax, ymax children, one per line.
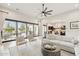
<box><xmin>17</xmin><ymin>22</ymin><xmax>26</xmax><ymax>38</ymax></box>
<box><xmin>27</xmin><ymin>24</ymin><xmax>33</xmax><ymax>36</ymax></box>
<box><xmin>1</xmin><ymin>19</ymin><xmax>40</xmax><ymax>42</ymax></box>
<box><xmin>2</xmin><ymin>21</ymin><xmax>16</xmax><ymax>41</ymax></box>
<box><xmin>34</xmin><ymin>25</ymin><xmax>38</xmax><ymax>36</ymax></box>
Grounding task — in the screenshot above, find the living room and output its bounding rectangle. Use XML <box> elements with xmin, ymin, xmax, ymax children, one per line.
<box><xmin>0</xmin><ymin>3</ymin><xmax>79</xmax><ymax>56</ymax></box>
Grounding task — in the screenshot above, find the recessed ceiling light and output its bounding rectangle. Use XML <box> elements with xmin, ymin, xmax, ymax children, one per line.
<box><xmin>8</xmin><ymin>3</ymin><xmax>11</xmax><ymax>6</ymax></box>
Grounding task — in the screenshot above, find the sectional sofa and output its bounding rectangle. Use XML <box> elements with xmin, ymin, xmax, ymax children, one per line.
<box><xmin>46</xmin><ymin>34</ymin><xmax>79</xmax><ymax>53</ymax></box>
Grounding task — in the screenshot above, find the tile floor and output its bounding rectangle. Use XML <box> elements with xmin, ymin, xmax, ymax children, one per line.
<box><xmin>0</xmin><ymin>37</ymin><xmax>75</xmax><ymax>56</ymax></box>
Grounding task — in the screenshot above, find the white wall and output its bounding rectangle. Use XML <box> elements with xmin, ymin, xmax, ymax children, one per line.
<box><xmin>0</xmin><ymin>12</ymin><xmax>6</xmax><ymax>45</ymax></box>
<box><xmin>46</xmin><ymin>8</ymin><xmax>79</xmax><ymax>37</ymax></box>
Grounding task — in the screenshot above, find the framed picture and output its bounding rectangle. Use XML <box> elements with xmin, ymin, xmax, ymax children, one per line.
<box><xmin>70</xmin><ymin>21</ymin><xmax>79</xmax><ymax>29</ymax></box>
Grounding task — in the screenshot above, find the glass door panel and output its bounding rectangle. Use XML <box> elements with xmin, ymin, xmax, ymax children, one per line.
<box><xmin>34</xmin><ymin>25</ymin><xmax>38</xmax><ymax>36</ymax></box>
<box><xmin>42</xmin><ymin>25</ymin><xmax>47</xmax><ymax>38</ymax></box>
<box><xmin>27</xmin><ymin>24</ymin><xmax>33</xmax><ymax>36</ymax></box>
<box><xmin>3</xmin><ymin>21</ymin><xmax>16</xmax><ymax>41</ymax></box>
<box><xmin>18</xmin><ymin>22</ymin><xmax>26</xmax><ymax>38</ymax></box>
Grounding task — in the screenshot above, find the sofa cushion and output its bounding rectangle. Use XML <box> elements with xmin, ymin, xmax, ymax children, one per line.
<box><xmin>48</xmin><ymin>35</ymin><xmax>75</xmax><ymax>43</ymax></box>
<box><xmin>50</xmin><ymin>40</ymin><xmax>74</xmax><ymax>48</ymax></box>
<box><xmin>49</xmin><ymin>40</ymin><xmax>75</xmax><ymax>53</ymax></box>
<box><xmin>61</xmin><ymin>36</ymin><xmax>74</xmax><ymax>43</ymax></box>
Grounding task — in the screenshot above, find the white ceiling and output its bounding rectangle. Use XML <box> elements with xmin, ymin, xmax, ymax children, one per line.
<box><xmin>0</xmin><ymin>3</ymin><xmax>79</xmax><ymax>19</ymax></box>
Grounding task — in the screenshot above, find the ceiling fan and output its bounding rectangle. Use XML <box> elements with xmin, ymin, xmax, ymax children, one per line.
<box><xmin>41</xmin><ymin>4</ymin><xmax>53</xmax><ymax>17</ymax></box>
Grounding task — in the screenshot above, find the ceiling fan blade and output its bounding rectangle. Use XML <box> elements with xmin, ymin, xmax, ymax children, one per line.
<box><xmin>44</xmin><ymin>7</ymin><xmax>47</xmax><ymax>12</ymax></box>
<box><xmin>47</xmin><ymin>10</ymin><xmax>53</xmax><ymax>12</ymax></box>
<box><xmin>47</xmin><ymin>12</ymin><xmax>52</xmax><ymax>15</ymax></box>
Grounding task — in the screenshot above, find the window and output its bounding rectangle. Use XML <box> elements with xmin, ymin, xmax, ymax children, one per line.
<box><xmin>27</xmin><ymin>24</ymin><xmax>33</xmax><ymax>36</ymax></box>
<box><xmin>17</xmin><ymin>22</ymin><xmax>26</xmax><ymax>38</ymax></box>
<box><xmin>1</xmin><ymin>19</ymin><xmax>40</xmax><ymax>42</ymax></box>
<box><xmin>34</xmin><ymin>25</ymin><xmax>38</xmax><ymax>36</ymax></box>
<box><xmin>2</xmin><ymin>21</ymin><xmax>16</xmax><ymax>41</ymax></box>
<box><xmin>42</xmin><ymin>25</ymin><xmax>47</xmax><ymax>38</ymax></box>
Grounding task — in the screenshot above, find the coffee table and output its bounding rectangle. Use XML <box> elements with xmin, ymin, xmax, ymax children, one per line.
<box><xmin>41</xmin><ymin>43</ymin><xmax>61</xmax><ymax>56</ymax></box>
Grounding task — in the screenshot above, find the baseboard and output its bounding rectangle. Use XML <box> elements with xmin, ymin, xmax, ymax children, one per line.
<box><xmin>2</xmin><ymin>39</ymin><xmax>16</xmax><ymax>43</ymax></box>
